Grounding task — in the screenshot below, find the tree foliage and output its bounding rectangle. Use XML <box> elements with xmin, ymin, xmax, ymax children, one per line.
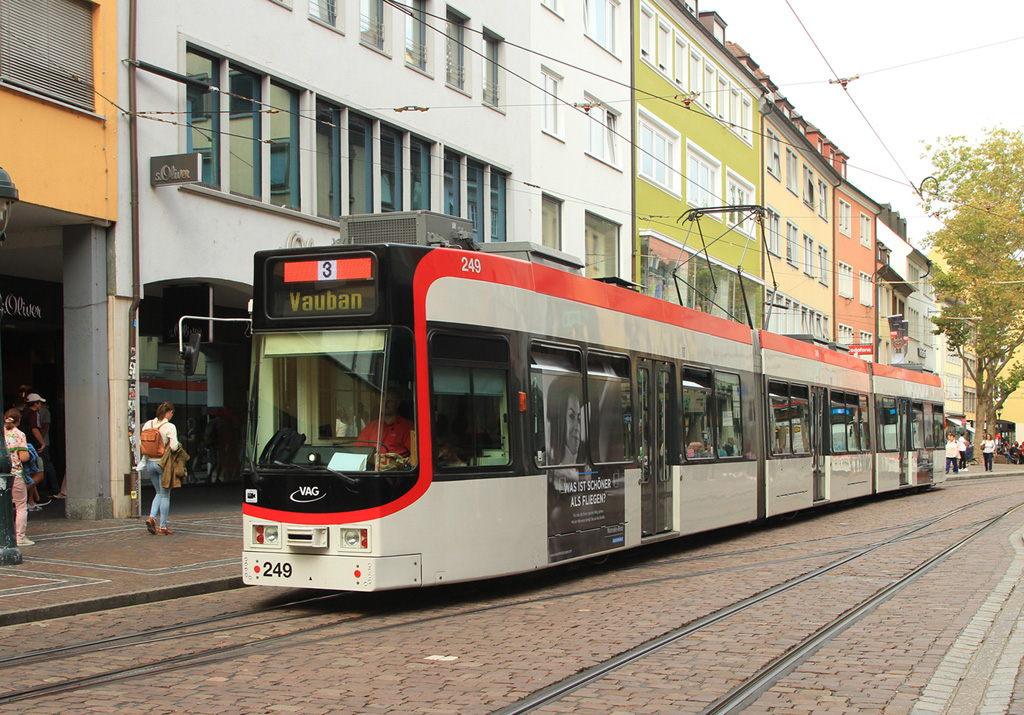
<box><xmin>923</xmin><ymin>127</ymin><xmax>1024</xmax><ymax>442</ymax></box>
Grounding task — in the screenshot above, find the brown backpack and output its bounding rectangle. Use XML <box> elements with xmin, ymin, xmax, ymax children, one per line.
<box><xmin>140</xmin><ymin>422</ymin><xmax>166</xmax><ymax>458</ymax></box>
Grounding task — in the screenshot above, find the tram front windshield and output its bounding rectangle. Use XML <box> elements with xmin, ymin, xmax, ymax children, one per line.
<box><xmin>251</xmin><ymin>327</ymin><xmax>416</xmax><ymax>473</ymax></box>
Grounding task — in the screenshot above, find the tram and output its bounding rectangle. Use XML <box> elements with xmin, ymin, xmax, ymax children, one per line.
<box><xmin>242</xmin><ymin>237</ymin><xmax>944</xmax><ymax>592</ymax></box>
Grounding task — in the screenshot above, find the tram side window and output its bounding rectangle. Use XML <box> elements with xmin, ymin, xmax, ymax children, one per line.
<box><xmin>714</xmin><ymin>372</ymin><xmax>742</xmax><ymax>457</ymax></box>
<box><xmin>931</xmin><ymin>404</ymin><xmax>945</xmax><ymax>447</ymax></box>
<box><xmin>587</xmin><ymin>353</ymin><xmax>634</xmax><ymax>464</ymax></box>
<box><xmin>858</xmin><ymin>395</ymin><xmax>871</xmax><ymax>452</ymax></box>
<box><xmin>830</xmin><ymin>391</ymin><xmax>849</xmax><ymax>453</ymax></box>
<box><xmin>430</xmin><ymin>334</ymin><xmax>510</xmax><ymax>469</ymax></box>
<box><xmin>769</xmin><ymin>381</ymin><xmax>791</xmax><ymax>455</ymax></box>
<box><xmin>846</xmin><ymin>394</ymin><xmax>861</xmax><ymax>452</ymax></box>
<box><xmin>682</xmin><ymin>368</ymin><xmax>713</xmax><ymax>459</ymax></box>
<box><xmin>922</xmin><ymin>403</ymin><xmax>934</xmax><ymax>449</ymax></box>
<box><xmin>878</xmin><ymin>396</ymin><xmax>899</xmax><ymax>452</ymax></box>
<box><xmin>531</xmin><ymin>344</ymin><xmax>586</xmax><ymax>468</ymax></box>
<box><xmin>910</xmin><ymin>403</ymin><xmax>924</xmax><ymax>450</ymax></box>
<box><xmin>790</xmin><ymin>384</ymin><xmax>811</xmax><ymax>454</ymax></box>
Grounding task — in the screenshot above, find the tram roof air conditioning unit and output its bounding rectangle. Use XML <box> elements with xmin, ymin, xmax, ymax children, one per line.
<box><xmin>338</xmin><ymin>211</ymin><xmax>474</xmax><ymax>247</ymax></box>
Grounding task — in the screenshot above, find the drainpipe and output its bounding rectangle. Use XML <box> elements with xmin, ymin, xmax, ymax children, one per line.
<box><xmin>127</xmin><ymin>0</ymin><xmax>142</xmax><ymax>518</ymax></box>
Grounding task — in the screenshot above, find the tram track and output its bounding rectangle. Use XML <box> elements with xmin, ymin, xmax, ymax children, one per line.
<box><xmin>0</xmin><ymin>493</ymin><xmax>1013</xmax><ymax>708</ymax></box>
<box><xmin>490</xmin><ymin>499</ymin><xmax>1024</xmax><ymax>715</ymax></box>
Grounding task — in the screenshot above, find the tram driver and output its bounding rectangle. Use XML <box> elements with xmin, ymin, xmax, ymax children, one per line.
<box><xmin>356</xmin><ymin>388</ymin><xmax>413</xmax><ymax>463</ymax></box>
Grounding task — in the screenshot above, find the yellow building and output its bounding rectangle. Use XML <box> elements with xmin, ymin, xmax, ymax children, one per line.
<box><xmin>1</xmin><ymin>0</ymin><xmax>120</xmax><ymax>519</ymax></box>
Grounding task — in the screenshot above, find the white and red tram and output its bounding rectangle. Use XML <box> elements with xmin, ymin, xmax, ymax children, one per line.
<box><xmin>242</xmin><ymin>242</ymin><xmax>944</xmax><ymax>592</ymax></box>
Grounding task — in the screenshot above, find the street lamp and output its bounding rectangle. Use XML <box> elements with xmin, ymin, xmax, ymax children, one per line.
<box><xmin>0</xmin><ymin>165</ymin><xmax>20</xmax><ymax>565</ymax></box>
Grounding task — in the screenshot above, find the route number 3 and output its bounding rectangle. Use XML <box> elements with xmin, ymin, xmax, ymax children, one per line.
<box><xmin>461</xmin><ymin>257</ymin><xmax>482</xmax><ymax>274</ymax></box>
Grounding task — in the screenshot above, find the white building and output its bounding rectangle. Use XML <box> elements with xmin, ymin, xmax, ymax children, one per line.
<box><xmin>103</xmin><ymin>0</ymin><xmax>634</xmax><ymax>516</ymax></box>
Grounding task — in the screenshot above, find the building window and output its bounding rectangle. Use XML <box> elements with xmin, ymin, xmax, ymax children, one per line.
<box><xmin>818</xmin><ymin>179</ymin><xmax>828</xmax><ymax>220</ymax></box>
<box><xmin>838</xmin><ymin>324</ymin><xmax>854</xmax><ymax>345</ymax></box>
<box><xmin>410</xmin><ymin>136</ymin><xmax>432</xmax><ymax>211</ymax></box>
<box><xmin>726</xmin><ymin>172</ymin><xmax>755</xmax><ymax>235</ymax></box>
<box><xmin>542</xmin><ymin>69</ymin><xmax>561</xmax><ymax>136</ymax></box>
<box><xmin>542</xmin><ymin>195</ymin><xmax>562</xmax><ymax>250</ymax></box>
<box><xmin>229</xmin><ymin>66</ymin><xmax>262</xmax><ymax>200</ymax></box>
<box><xmin>405</xmin><ymin>0</ymin><xmax>428</xmax><ymax>70</ymax></box>
<box><xmin>380</xmin><ymin>126</ymin><xmax>404</xmax><ymax>212</ymax></box>
<box><xmin>740</xmin><ymin>95</ymin><xmax>753</xmax><ymax>142</ymax></box>
<box><xmin>584</xmin><ymin>0</ymin><xmax>617</xmax><ymax>53</ymax></box>
<box><xmin>657</xmin><ymin>22</ymin><xmax>671</xmax><ymax>71</ymax></box>
<box><xmin>315</xmin><ymin>100</ymin><xmax>341</xmax><ymax>219</ymax></box>
<box><xmin>466</xmin><ymin>160</ymin><xmax>484</xmax><ymax>240</ymax></box>
<box><xmin>639</xmin><ymin>4</ymin><xmax>654</xmax><ymax>59</ymax></box>
<box><xmin>310</xmin><ymin>0</ymin><xmax>338</xmax><ymax>27</ymax></box>
<box><xmin>859</xmin><ymin>271</ymin><xmax>873</xmax><ymax>307</ymax></box>
<box><xmin>686</xmin><ymin>144</ymin><xmax>720</xmax><ymax>208</ymax></box>
<box><xmin>443</xmin><ymin>149</ymin><xmax>461</xmax><ymax>216</ymax></box>
<box><xmin>802</xmin><ymin>234</ymin><xmax>814</xmax><ymax>277</ymax></box>
<box><xmin>785</xmin><ymin>222</ymin><xmax>798</xmax><ymax>267</ymax></box>
<box><xmin>0</xmin><ymin>0</ymin><xmax>95</xmax><ymax>111</ymax></box>
<box><xmin>186</xmin><ymin>49</ymin><xmax>220</xmax><ymax>190</ymax></box>
<box><xmin>703</xmin><ymin>65</ymin><xmax>716</xmax><ymax>115</ymax></box>
<box><xmin>490</xmin><ymin>169</ymin><xmax>507</xmax><ymax>241</ymax></box>
<box><xmin>483</xmin><ymin>33</ymin><xmax>501</xmax><ymax>106</ymax></box>
<box><xmin>638</xmin><ymin>109</ymin><xmax>679</xmax><ymax>195</ymax></box>
<box><xmin>541</xmin><ymin>0</ymin><xmax>558</xmax><ymax>12</ymax></box>
<box><xmin>818</xmin><ymin>246</ymin><xmax>828</xmax><ymax>286</ymax></box>
<box><xmin>269</xmin><ymin>83</ymin><xmax>301</xmax><ymax>210</ymax></box>
<box><xmin>585</xmin><ymin>99</ymin><xmax>618</xmax><ymax>166</ymax></box>
<box><xmin>585</xmin><ymin>213</ymin><xmax>619</xmax><ymax>279</ymax></box>
<box><xmin>689</xmin><ymin>50</ymin><xmax>702</xmax><ymax>97</ymax></box>
<box><xmin>786</xmin><ymin>149</ymin><xmax>798</xmax><ymax>194</ymax></box>
<box><xmin>360</xmin><ymin>0</ymin><xmax>386</xmax><ymax>50</ymax></box>
<box><xmin>838</xmin><ymin>262</ymin><xmax>854</xmax><ymax>299</ymax></box>
<box><xmin>860</xmin><ymin>212</ymin><xmax>872</xmax><ymax>248</ymax></box>
<box><xmin>766</xmin><ymin>128</ymin><xmax>781</xmax><ymax>179</ymax></box>
<box><xmin>445</xmin><ymin>10</ymin><xmax>466</xmax><ymax>90</ymax></box>
<box><xmin>838</xmin><ymin>199</ymin><xmax>851</xmax><ymax>235</ymax></box>
<box><xmin>766</xmin><ymin>208</ymin><xmax>781</xmax><ymax>256</ymax></box>
<box><xmin>674</xmin><ymin>36</ymin><xmax>687</xmax><ymax>87</ymax></box>
<box><xmin>860</xmin><ymin>330</ymin><xmax>872</xmax><ymax>347</ymax></box>
<box><xmin>802</xmin><ymin>165</ymin><xmax>815</xmax><ymax>207</ymax></box>
<box><xmin>349</xmin><ymin>113</ymin><xmax>374</xmax><ymax>214</ymax></box>
<box><xmin>716</xmin><ymin>73</ymin><xmax>727</xmax><ymax>119</ymax></box>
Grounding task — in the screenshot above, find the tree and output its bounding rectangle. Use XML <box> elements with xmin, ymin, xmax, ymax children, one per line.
<box><xmin>923</xmin><ymin>128</ymin><xmax>1024</xmax><ymax>449</ymax></box>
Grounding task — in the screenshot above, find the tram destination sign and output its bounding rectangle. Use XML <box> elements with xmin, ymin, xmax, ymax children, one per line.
<box><xmin>265</xmin><ymin>254</ymin><xmax>377</xmax><ymax>318</ymax></box>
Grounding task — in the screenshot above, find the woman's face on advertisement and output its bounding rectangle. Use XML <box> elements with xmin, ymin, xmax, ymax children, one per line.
<box><xmin>565</xmin><ymin>393</ymin><xmax>581</xmax><ymax>458</ymax></box>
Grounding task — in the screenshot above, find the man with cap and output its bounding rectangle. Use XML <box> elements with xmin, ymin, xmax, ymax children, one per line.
<box><xmin>23</xmin><ymin>393</ymin><xmax>47</xmax><ymax>473</ymax></box>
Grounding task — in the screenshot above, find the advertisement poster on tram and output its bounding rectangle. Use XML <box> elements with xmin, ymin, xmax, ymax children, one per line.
<box><xmin>539</xmin><ymin>373</ymin><xmax>626</xmax><ymax>563</ymax></box>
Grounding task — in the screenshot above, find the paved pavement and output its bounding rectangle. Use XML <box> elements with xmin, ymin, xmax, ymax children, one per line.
<box><xmin>0</xmin><ymin>482</ymin><xmax>243</xmax><ymax>626</ymax></box>
<box><xmin>0</xmin><ymin>461</ymin><xmax>1019</xmax><ymax>628</ymax></box>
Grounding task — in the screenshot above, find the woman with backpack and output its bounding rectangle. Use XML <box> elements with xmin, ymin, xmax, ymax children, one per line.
<box><xmin>141</xmin><ymin>402</ymin><xmax>179</xmax><ymax>535</ymax></box>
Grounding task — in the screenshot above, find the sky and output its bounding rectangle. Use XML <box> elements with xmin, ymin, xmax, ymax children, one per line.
<box><xmin>703</xmin><ymin>0</ymin><xmax>1024</xmax><ymax>247</ymax></box>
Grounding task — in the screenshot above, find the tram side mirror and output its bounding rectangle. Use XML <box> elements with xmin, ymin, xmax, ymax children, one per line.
<box><xmin>181</xmin><ymin>332</ymin><xmax>202</xmax><ymax>376</ymax></box>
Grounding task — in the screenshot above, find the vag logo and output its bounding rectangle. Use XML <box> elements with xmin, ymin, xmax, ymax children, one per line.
<box><xmin>289</xmin><ymin>485</ymin><xmax>326</xmax><ymax>503</ymax></box>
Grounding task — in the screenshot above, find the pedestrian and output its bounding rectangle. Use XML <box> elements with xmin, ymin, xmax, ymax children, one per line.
<box><xmin>945</xmin><ymin>433</ymin><xmax>960</xmax><ymax>475</ymax></box>
<box><xmin>982</xmin><ymin>432</ymin><xmax>996</xmax><ymax>472</ymax></box>
<box><xmin>4</xmin><ymin>408</ymin><xmax>33</xmax><ymax>546</ymax></box>
<box><xmin>958</xmin><ymin>433</ymin><xmax>968</xmax><ymax>470</ymax></box>
<box><xmin>141</xmin><ymin>401</ymin><xmax>179</xmax><ymax>535</ymax></box>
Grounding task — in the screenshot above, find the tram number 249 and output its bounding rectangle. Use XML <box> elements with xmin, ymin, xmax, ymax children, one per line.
<box><xmin>258</xmin><ymin>562</ymin><xmax>292</xmax><ymax>578</ymax></box>
<box><xmin>461</xmin><ymin>256</ymin><xmax>482</xmax><ymax>274</ymax></box>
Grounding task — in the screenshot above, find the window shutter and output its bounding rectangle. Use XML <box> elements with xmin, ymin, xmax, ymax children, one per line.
<box><xmin>0</xmin><ymin>0</ymin><xmax>95</xmax><ymax>111</ymax></box>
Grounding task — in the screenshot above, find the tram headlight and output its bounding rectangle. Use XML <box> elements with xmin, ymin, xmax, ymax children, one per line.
<box><xmin>254</xmin><ymin>524</ymin><xmax>281</xmax><ymax>547</ymax></box>
<box><xmin>341</xmin><ymin>528</ymin><xmax>368</xmax><ymax>550</ymax></box>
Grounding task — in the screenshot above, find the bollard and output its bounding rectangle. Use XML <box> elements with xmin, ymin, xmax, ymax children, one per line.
<box><xmin>0</xmin><ymin>441</ymin><xmax>23</xmax><ymax>565</ymax></box>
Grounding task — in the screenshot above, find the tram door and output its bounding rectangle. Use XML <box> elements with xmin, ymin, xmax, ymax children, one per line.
<box><xmin>811</xmin><ymin>386</ymin><xmax>827</xmax><ymax>502</ymax></box>
<box><xmin>898</xmin><ymin>398</ymin><xmax>911</xmax><ymax>486</ymax></box>
<box><xmin>638</xmin><ymin>360</ymin><xmax>674</xmax><ymax>537</ymax></box>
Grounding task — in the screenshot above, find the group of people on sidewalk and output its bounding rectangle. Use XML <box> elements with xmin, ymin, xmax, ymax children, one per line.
<box><xmin>946</xmin><ymin>432</ymin><xmax>1003</xmax><ymax>474</ymax></box>
<box><xmin>3</xmin><ymin>385</ymin><xmax>66</xmax><ymax>547</ymax></box>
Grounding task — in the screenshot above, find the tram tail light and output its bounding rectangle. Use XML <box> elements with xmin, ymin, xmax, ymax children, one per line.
<box><xmin>253</xmin><ymin>524</ymin><xmax>280</xmax><ymax>547</ymax></box>
<box><xmin>341</xmin><ymin>528</ymin><xmax>368</xmax><ymax>550</ymax></box>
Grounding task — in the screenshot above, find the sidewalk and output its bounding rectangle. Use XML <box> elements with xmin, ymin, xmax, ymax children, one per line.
<box><xmin>0</xmin><ymin>463</ymin><xmax>1021</xmax><ymax>628</ymax></box>
<box><xmin>0</xmin><ymin>483</ymin><xmax>243</xmax><ymax>627</ymax></box>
